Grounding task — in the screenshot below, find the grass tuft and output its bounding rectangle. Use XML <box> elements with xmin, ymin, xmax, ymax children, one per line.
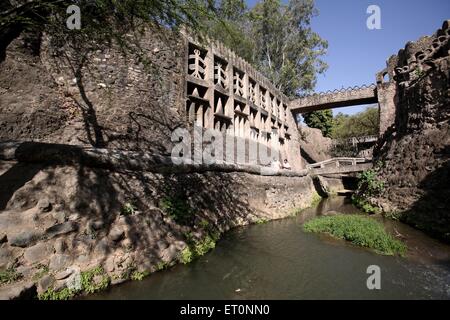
<box><xmin>304</xmin><ymin>214</ymin><xmax>406</xmax><ymax>256</ymax></box>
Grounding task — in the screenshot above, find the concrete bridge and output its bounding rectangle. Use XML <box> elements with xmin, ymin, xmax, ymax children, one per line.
<box><xmin>306</xmin><ymin>158</ymin><xmax>373</xmax><ymax>175</ymax></box>
<box><xmin>290</xmin><ymin>84</ymin><xmax>378</xmax><ymax>114</ymax></box>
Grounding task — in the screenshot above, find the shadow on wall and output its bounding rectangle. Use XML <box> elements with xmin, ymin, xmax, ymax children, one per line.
<box><xmin>401</xmin><ymin>160</ymin><xmax>450</xmax><ymax>243</ymax></box>
<box><xmin>0</xmin><ymin>149</ymin><xmax>253</xmax><ymax>272</ymax></box>
<box><xmin>0</xmin><ymin>162</ymin><xmax>43</xmax><ymax>210</ymax></box>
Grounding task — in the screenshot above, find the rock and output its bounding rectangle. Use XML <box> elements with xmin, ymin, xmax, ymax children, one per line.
<box><xmin>0</xmin><ymin>281</ymin><xmax>36</xmax><ymax>300</ymax></box>
<box><xmin>65</xmin><ymin>268</ymin><xmax>81</xmax><ymax>291</ymax></box>
<box><xmin>88</xmin><ymin>220</ymin><xmax>104</xmax><ymax>231</ymax></box>
<box><xmin>160</xmin><ymin>244</ymin><xmax>179</xmax><ymax>263</ymax></box>
<box><xmin>76</xmin><ymin>255</ymin><xmax>89</xmax><ymax>264</ymax></box>
<box><xmin>109</xmin><ymin>228</ymin><xmax>124</xmax><ymax>242</ymax></box>
<box><xmin>0</xmin><ymin>233</ymin><xmax>7</xmax><ymax>244</ymax></box>
<box><xmin>105</xmin><ymin>256</ymin><xmax>115</xmax><ymax>272</ymax></box>
<box><xmin>45</xmin><ymin>222</ymin><xmax>78</xmax><ymax>239</ymax></box>
<box><xmin>54</xmin><ymin>239</ymin><xmax>66</xmax><ymax>254</ymax></box>
<box><xmin>93</xmin><ymin>238</ymin><xmax>110</xmax><ymax>256</ymax></box>
<box><xmin>37</xmin><ymin>199</ymin><xmax>52</xmax><ymax>213</ymax></box>
<box><xmin>9</xmin><ymin>230</ymin><xmax>43</xmax><ymax>248</ymax></box>
<box><xmin>111</xmin><ymin>278</ymin><xmax>127</xmax><ymax>285</ymax></box>
<box><xmin>54</xmin><ymin>269</ymin><xmax>73</xmax><ymax>280</ymax></box>
<box><xmin>24</xmin><ymin>243</ymin><xmax>51</xmax><ymax>264</ymax></box>
<box><xmin>49</xmin><ymin>254</ymin><xmax>72</xmax><ymax>271</ymax></box>
<box><xmin>0</xmin><ymin>248</ymin><xmax>13</xmax><ymax>269</ymax></box>
<box><xmin>37</xmin><ymin>275</ymin><xmax>55</xmax><ymax>294</ymax></box>
<box><xmin>68</xmin><ymin>213</ymin><xmax>81</xmax><ymax>221</ymax></box>
<box><xmin>16</xmin><ymin>265</ymin><xmax>34</xmax><ymax>278</ymax></box>
<box><xmin>52</xmin><ymin>211</ymin><xmax>66</xmax><ymax>224</ymax></box>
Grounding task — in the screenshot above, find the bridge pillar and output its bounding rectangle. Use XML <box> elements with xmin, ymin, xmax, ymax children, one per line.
<box><xmin>377</xmin><ymin>78</ymin><xmax>398</xmax><ymax>137</ymax></box>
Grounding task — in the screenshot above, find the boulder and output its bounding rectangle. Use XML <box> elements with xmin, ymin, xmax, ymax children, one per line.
<box><xmin>0</xmin><ymin>248</ymin><xmax>13</xmax><ymax>269</ymax></box>
<box><xmin>45</xmin><ymin>222</ymin><xmax>78</xmax><ymax>239</ymax></box>
<box><xmin>8</xmin><ymin>230</ymin><xmax>43</xmax><ymax>248</ymax></box>
<box><xmin>0</xmin><ymin>282</ymin><xmax>36</xmax><ymax>300</ymax></box>
<box><xmin>52</xmin><ymin>211</ymin><xmax>66</xmax><ymax>224</ymax></box>
<box><xmin>54</xmin><ymin>239</ymin><xmax>66</xmax><ymax>254</ymax></box>
<box><xmin>49</xmin><ymin>254</ymin><xmax>73</xmax><ymax>271</ymax></box>
<box><xmin>109</xmin><ymin>227</ymin><xmax>125</xmax><ymax>242</ymax></box>
<box><xmin>24</xmin><ymin>243</ymin><xmax>51</xmax><ymax>264</ymax></box>
<box><xmin>37</xmin><ymin>199</ymin><xmax>52</xmax><ymax>213</ymax></box>
<box><xmin>37</xmin><ymin>275</ymin><xmax>55</xmax><ymax>294</ymax></box>
<box><xmin>54</xmin><ymin>268</ymin><xmax>73</xmax><ymax>280</ymax></box>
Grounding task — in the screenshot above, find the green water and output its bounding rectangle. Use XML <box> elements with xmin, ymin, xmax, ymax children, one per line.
<box><xmin>85</xmin><ymin>196</ymin><xmax>450</xmax><ymax>300</ymax></box>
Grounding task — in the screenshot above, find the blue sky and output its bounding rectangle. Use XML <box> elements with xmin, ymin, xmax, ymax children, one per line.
<box><xmin>246</xmin><ymin>0</ymin><xmax>450</xmax><ymax>115</ymax></box>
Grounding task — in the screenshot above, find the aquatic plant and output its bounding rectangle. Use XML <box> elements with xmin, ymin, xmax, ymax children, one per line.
<box><xmin>304</xmin><ymin>215</ymin><xmax>406</xmax><ymax>256</ymax></box>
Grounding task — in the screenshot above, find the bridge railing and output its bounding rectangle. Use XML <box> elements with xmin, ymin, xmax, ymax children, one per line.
<box><xmin>306</xmin><ymin>157</ymin><xmax>371</xmax><ymax>170</ymax></box>
<box><xmin>331</xmin><ymin>136</ymin><xmax>378</xmax><ymax>147</ymax></box>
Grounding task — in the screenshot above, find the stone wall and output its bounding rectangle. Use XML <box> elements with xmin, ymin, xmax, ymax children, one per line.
<box><xmin>183</xmin><ymin>34</ymin><xmax>302</xmax><ymax>169</ymax></box>
<box><xmin>0</xmin><ymin>26</ymin><xmax>304</xmax><ymax>170</ymax></box>
<box><xmin>371</xmin><ymin>20</ymin><xmax>450</xmax><ymax>241</ymax></box>
<box><xmin>0</xmin><ymin>27</ymin><xmax>185</xmax><ymax>155</ymax></box>
<box><xmin>0</xmin><ymin>158</ymin><xmax>316</xmax><ymax>299</ymax></box>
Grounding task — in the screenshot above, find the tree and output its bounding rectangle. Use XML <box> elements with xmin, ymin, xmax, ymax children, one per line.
<box><xmin>303</xmin><ymin>109</ymin><xmax>333</xmax><ymax>137</ymax></box>
<box><xmin>201</xmin><ymin>0</ymin><xmax>328</xmax><ymax>98</ymax></box>
<box><xmin>248</xmin><ymin>0</ymin><xmax>328</xmax><ymax>97</ymax></box>
<box><xmin>204</xmin><ymin>0</ymin><xmax>255</xmax><ymax>62</ymax></box>
<box><xmin>0</xmin><ymin>0</ymin><xmax>220</xmax><ymax>59</ymax></box>
<box><xmin>332</xmin><ymin>106</ymin><xmax>380</xmax><ymax>139</ymax></box>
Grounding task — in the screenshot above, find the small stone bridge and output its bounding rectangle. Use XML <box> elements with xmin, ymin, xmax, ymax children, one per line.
<box><xmin>290</xmin><ymin>84</ymin><xmax>378</xmax><ymax>114</ymax></box>
<box><xmin>306</xmin><ymin>157</ymin><xmax>373</xmax><ymax>175</ymax></box>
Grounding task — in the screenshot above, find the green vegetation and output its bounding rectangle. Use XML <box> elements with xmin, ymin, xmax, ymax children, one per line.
<box><xmin>39</xmin><ymin>265</ymin><xmax>110</xmax><ymax>300</ymax></box>
<box><xmin>1</xmin><ymin>1</ymin><xmax>219</xmax><ymax>54</ymax></box>
<box><xmin>160</xmin><ymin>195</ymin><xmax>195</xmax><ymax>224</ymax></box>
<box><xmin>255</xmin><ymin>218</ymin><xmax>269</xmax><ymax>224</ymax></box>
<box><xmin>80</xmin><ymin>266</ymin><xmax>110</xmax><ymax>294</ymax></box>
<box><xmin>352</xmin><ymin>167</ymin><xmax>385</xmax><ymax>214</ymax></box>
<box><xmin>304</xmin><ymin>215</ymin><xmax>406</xmax><ymax>256</ymax></box>
<box><xmin>130</xmin><ymin>270</ymin><xmax>150</xmax><ymax>281</ymax></box>
<box><xmin>310</xmin><ymin>192</ymin><xmax>322</xmax><ymax>208</ymax></box>
<box><xmin>0</xmin><ymin>267</ymin><xmax>22</xmax><ymax>285</ymax></box>
<box><xmin>204</xmin><ymin>0</ymin><xmax>327</xmax><ymax>97</ymax></box>
<box><xmin>155</xmin><ymin>261</ymin><xmax>169</xmax><ymax>272</ymax></box>
<box><xmin>32</xmin><ymin>264</ymin><xmax>49</xmax><ymax>281</ymax></box>
<box><xmin>180</xmin><ymin>233</ymin><xmax>219</xmax><ymax>264</ymax></box>
<box><xmin>38</xmin><ymin>287</ymin><xmax>75</xmax><ymax>301</ymax></box>
<box><xmin>121</xmin><ymin>202</ymin><xmax>136</xmax><ymax>216</ymax></box>
<box><xmin>332</xmin><ymin>107</ymin><xmax>379</xmax><ymax>140</ymax></box>
<box><xmin>303</xmin><ymin>110</ymin><xmax>334</xmax><ymax>138</ymax></box>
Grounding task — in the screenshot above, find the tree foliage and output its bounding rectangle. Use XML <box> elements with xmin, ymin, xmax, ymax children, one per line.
<box><xmin>203</xmin><ymin>0</ymin><xmax>328</xmax><ymax>98</ymax></box>
<box><xmin>0</xmin><ymin>0</ymin><xmax>219</xmax><ymax>58</ymax></box>
<box><xmin>303</xmin><ymin>109</ymin><xmax>333</xmax><ymax>137</ymax></box>
<box><xmin>332</xmin><ymin>106</ymin><xmax>380</xmax><ymax>140</ymax></box>
<box><xmin>248</xmin><ymin>0</ymin><xmax>328</xmax><ymax>97</ymax></box>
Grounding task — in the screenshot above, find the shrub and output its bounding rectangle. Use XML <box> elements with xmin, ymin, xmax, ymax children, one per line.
<box><xmin>179</xmin><ymin>233</ymin><xmax>219</xmax><ymax>264</ymax></box>
<box><xmin>121</xmin><ymin>202</ymin><xmax>136</xmax><ymax>216</ymax></box>
<box><xmin>352</xmin><ymin>168</ymin><xmax>385</xmax><ymax>214</ymax></box>
<box><xmin>0</xmin><ymin>268</ymin><xmax>22</xmax><ymax>284</ymax></box>
<box><xmin>80</xmin><ymin>266</ymin><xmax>110</xmax><ymax>294</ymax></box>
<box><xmin>304</xmin><ymin>215</ymin><xmax>406</xmax><ymax>256</ymax></box>
<box><xmin>38</xmin><ymin>288</ymin><xmax>75</xmax><ymax>301</ymax></box>
<box><xmin>160</xmin><ymin>196</ymin><xmax>194</xmax><ymax>224</ymax></box>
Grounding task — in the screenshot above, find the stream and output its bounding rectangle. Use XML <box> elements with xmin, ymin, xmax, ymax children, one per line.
<box><xmin>85</xmin><ymin>196</ymin><xmax>450</xmax><ymax>300</ymax></box>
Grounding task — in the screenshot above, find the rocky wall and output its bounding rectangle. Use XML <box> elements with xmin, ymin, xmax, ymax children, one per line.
<box><xmin>0</xmin><ymin>160</ymin><xmax>316</xmax><ymax>299</ymax></box>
